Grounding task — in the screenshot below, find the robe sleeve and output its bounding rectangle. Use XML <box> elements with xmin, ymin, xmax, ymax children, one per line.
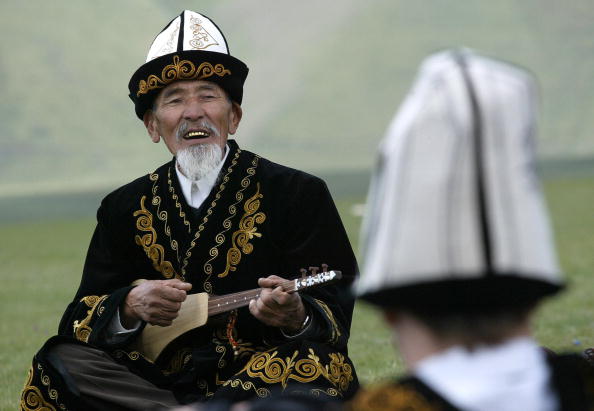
<box><xmin>271</xmin><ymin>174</ymin><xmax>358</xmax><ymax>350</ymax></box>
<box><xmin>57</xmin><ymin>198</ymin><xmax>143</xmax><ymax>348</ymax></box>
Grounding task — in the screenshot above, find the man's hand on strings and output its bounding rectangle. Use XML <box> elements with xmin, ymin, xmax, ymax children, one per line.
<box><xmin>122</xmin><ymin>279</ymin><xmax>192</xmax><ymax>327</ymax></box>
<box><xmin>248</xmin><ymin>275</ymin><xmax>307</xmax><ymax>334</ymax></box>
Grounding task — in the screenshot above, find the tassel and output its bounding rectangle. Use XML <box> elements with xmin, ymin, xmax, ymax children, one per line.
<box><xmin>226</xmin><ymin>310</ymin><xmax>240</xmax><ymax>356</ymax></box>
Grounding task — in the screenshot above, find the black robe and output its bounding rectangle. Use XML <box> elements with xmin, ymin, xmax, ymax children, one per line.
<box><xmin>21</xmin><ymin>140</ymin><xmax>359</xmax><ymax>409</ymax></box>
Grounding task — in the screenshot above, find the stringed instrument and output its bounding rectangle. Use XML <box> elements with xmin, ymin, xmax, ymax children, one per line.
<box><xmin>132</xmin><ymin>270</ymin><xmax>342</xmax><ymax>362</ymax></box>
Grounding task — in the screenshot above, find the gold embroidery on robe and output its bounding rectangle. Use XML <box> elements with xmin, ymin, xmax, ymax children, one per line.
<box><xmin>231</xmin><ymin>348</ymin><xmax>352</xmax><ymax>395</ymax></box>
<box><xmin>167</xmin><ymin>167</ymin><xmax>191</xmax><ymax>233</ymax></box>
<box><xmin>137</xmin><ymin>55</ymin><xmax>231</xmax><ymax>97</ymax></box>
<box><xmin>181</xmin><ymin>150</ymin><xmax>241</xmax><ymax>286</ymax></box>
<box><xmin>73</xmin><ymin>295</ymin><xmax>108</xmax><ymax>343</ymax></box>
<box><xmin>197</xmin><ymin>378</ymin><xmax>216</xmax><ymax>399</ymax></box>
<box><xmin>217</xmin><ymin>183</ymin><xmax>266</xmax><ymax>278</ymax></box>
<box><xmin>314</xmin><ymin>299</ymin><xmax>342</xmax><ymax>345</ymax></box>
<box><xmin>220</xmin><ymin>376</ymin><xmax>271</xmax><ymax>398</ymax></box>
<box><xmin>111</xmin><ymin>349</ymin><xmax>151</xmax><ymax>363</ymax></box>
<box><xmin>20</xmin><ymin>365</ymin><xmax>61</xmax><ymax>411</ymax></box>
<box><xmin>204</xmin><ymin>156</ymin><xmax>259</xmax><ymax>278</ymax></box>
<box><xmin>309</xmin><ymin>387</ymin><xmax>340</xmax><ymax>397</ymax></box>
<box><xmin>134</xmin><ymin>195</ymin><xmax>180</xmax><ymax>279</ymax></box>
<box><xmin>150</xmin><ymin>171</ymin><xmax>183</xmax><ymax>266</ymax></box>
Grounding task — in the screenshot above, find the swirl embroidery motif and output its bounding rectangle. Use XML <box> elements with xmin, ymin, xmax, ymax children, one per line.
<box><xmin>204</xmin><ymin>155</ymin><xmax>259</xmax><ymax>279</ymax></box>
<box><xmin>220</xmin><ymin>377</ymin><xmax>271</xmax><ymax>398</ymax></box>
<box><xmin>181</xmin><ymin>150</ymin><xmax>241</xmax><ymax>288</ymax></box>
<box><xmin>137</xmin><ymin>55</ymin><xmax>231</xmax><ymax>97</ymax></box>
<box><xmin>134</xmin><ymin>195</ymin><xmax>180</xmax><ymax>279</ymax></box>
<box><xmin>232</xmin><ymin>348</ymin><xmax>353</xmax><ymax>394</ymax></box>
<box><xmin>314</xmin><ymin>299</ymin><xmax>342</xmax><ymax>345</ymax></box>
<box><xmin>149</xmin><ymin>172</ymin><xmax>183</xmax><ymax>269</ymax></box>
<box><xmin>167</xmin><ymin>167</ymin><xmax>191</xmax><ymax>233</ymax></box>
<box><xmin>20</xmin><ymin>364</ymin><xmax>64</xmax><ymax>411</ymax></box>
<box><xmin>73</xmin><ymin>295</ymin><xmax>108</xmax><ymax>343</ymax></box>
<box><xmin>217</xmin><ymin>182</ymin><xmax>265</xmax><ymax>278</ymax></box>
<box><xmin>112</xmin><ymin>349</ymin><xmax>151</xmax><ymax>364</ymax></box>
<box><xmin>189</xmin><ymin>16</ymin><xmax>220</xmax><ymax>50</ymax></box>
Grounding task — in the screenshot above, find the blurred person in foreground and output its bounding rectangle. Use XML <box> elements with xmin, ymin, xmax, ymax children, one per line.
<box><xmin>20</xmin><ymin>10</ymin><xmax>358</xmax><ymax>410</ymax></box>
<box><xmin>348</xmin><ymin>49</ymin><xmax>594</xmax><ymax>410</ymax></box>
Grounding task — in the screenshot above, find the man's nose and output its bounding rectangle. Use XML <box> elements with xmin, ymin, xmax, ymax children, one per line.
<box><xmin>182</xmin><ymin>98</ymin><xmax>204</xmax><ymax>120</ymax></box>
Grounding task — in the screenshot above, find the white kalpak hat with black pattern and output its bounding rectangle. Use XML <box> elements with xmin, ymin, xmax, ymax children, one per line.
<box><xmin>128</xmin><ymin>10</ymin><xmax>248</xmax><ymax>120</ymax></box>
<box><xmin>356</xmin><ymin>49</ymin><xmax>563</xmax><ymax>310</ymax></box>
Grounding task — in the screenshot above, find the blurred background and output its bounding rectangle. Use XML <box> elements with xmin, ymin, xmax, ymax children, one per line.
<box><xmin>1</xmin><ymin>0</ymin><xmax>593</xmax><ymax>207</ymax></box>
<box><xmin>1</xmin><ymin>0</ymin><xmax>593</xmax><ymax>408</ymax></box>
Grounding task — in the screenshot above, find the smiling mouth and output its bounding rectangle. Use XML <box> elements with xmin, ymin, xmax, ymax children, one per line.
<box><xmin>183</xmin><ymin>130</ymin><xmax>210</xmax><ymax>140</ymax></box>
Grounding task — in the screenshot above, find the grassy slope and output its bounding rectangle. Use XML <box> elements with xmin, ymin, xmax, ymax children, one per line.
<box><xmin>229</xmin><ymin>0</ymin><xmax>594</xmax><ymax>170</ymax></box>
<box><xmin>2</xmin><ymin>177</ymin><xmax>592</xmax><ymax>408</ymax></box>
<box><xmin>1</xmin><ymin>0</ymin><xmax>594</xmax><ymax>196</ymax></box>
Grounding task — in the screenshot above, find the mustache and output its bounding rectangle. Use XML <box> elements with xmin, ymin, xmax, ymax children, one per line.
<box><xmin>176</xmin><ymin>120</ymin><xmax>220</xmax><ymax>141</ymax></box>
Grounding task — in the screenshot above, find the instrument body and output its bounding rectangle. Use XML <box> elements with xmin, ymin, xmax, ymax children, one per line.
<box><xmin>133</xmin><ymin>270</ymin><xmax>342</xmax><ymax>361</ymax></box>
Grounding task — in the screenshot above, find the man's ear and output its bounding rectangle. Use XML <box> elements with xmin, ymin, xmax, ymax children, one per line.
<box><xmin>228</xmin><ymin>102</ymin><xmax>242</xmax><ymax>135</ymax></box>
<box><xmin>143</xmin><ymin>110</ymin><xmax>161</xmax><ymax>143</ymax></box>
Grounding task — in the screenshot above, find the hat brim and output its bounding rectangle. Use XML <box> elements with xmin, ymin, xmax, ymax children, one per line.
<box><xmin>128</xmin><ymin>50</ymin><xmax>248</xmax><ymax>120</ymax></box>
<box><xmin>359</xmin><ymin>274</ymin><xmax>563</xmax><ymax>311</ymax></box>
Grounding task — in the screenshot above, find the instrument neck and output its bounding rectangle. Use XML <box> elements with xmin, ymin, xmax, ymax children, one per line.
<box><xmin>207</xmin><ymin>279</ymin><xmax>297</xmax><ymax>316</ymax></box>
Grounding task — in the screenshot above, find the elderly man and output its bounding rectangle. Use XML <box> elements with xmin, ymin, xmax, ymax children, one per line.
<box><xmin>21</xmin><ymin>10</ymin><xmax>358</xmax><ymax>410</ymax></box>
<box><xmin>349</xmin><ymin>50</ymin><xmax>594</xmax><ymax>410</ymax></box>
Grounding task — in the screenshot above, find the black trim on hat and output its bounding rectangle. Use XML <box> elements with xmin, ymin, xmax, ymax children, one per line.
<box><xmin>128</xmin><ymin>50</ymin><xmax>248</xmax><ymax>120</ymax></box>
<box><xmin>177</xmin><ymin>11</ymin><xmax>185</xmax><ymax>53</ymax></box>
<box><xmin>456</xmin><ymin>52</ymin><xmax>494</xmax><ymax>277</ymax></box>
<box><xmin>156</xmin><ymin>14</ymin><xmax>178</xmax><ymax>39</ymax></box>
<box><xmin>359</xmin><ymin>274</ymin><xmax>563</xmax><ymax>311</ymax></box>
<box><xmin>201</xmin><ymin>13</ymin><xmax>230</xmax><ymax>54</ymax></box>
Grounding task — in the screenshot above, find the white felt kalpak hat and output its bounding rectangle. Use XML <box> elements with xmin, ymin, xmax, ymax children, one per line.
<box><xmin>356</xmin><ymin>49</ymin><xmax>563</xmax><ymax>309</ymax></box>
<box><xmin>128</xmin><ymin>10</ymin><xmax>248</xmax><ymax>120</ymax></box>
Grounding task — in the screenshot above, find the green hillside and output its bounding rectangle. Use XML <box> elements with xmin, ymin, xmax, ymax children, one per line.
<box><xmin>1</xmin><ymin>0</ymin><xmax>594</xmax><ymax>197</ymax></box>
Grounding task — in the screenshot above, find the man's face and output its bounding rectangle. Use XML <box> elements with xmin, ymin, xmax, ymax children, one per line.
<box><xmin>144</xmin><ymin>80</ymin><xmax>242</xmax><ymax>155</ymax></box>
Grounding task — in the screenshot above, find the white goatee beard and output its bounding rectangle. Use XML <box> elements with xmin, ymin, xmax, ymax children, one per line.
<box><xmin>176</xmin><ymin>143</ymin><xmax>223</xmax><ymax>181</ymax></box>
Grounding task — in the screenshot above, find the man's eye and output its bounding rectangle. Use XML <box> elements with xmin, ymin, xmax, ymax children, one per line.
<box><xmin>167</xmin><ymin>98</ymin><xmax>182</xmax><ymax>104</ymax></box>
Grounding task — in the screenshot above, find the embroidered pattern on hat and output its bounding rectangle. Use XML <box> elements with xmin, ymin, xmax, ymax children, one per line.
<box><xmin>189</xmin><ymin>16</ymin><xmax>219</xmax><ymax>50</ymax></box>
<box><xmin>160</xmin><ymin>20</ymin><xmax>181</xmax><ymax>57</ymax></box>
<box><xmin>137</xmin><ymin>55</ymin><xmax>231</xmax><ymax>97</ymax></box>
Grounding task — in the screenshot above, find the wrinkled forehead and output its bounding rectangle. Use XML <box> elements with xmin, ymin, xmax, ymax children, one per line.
<box><xmin>160</xmin><ymin>79</ymin><xmax>227</xmax><ymax>97</ymax></box>
<box><xmin>153</xmin><ymin>80</ymin><xmax>231</xmax><ymax>108</ymax></box>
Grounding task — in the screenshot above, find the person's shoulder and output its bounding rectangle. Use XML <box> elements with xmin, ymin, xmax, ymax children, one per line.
<box><xmin>548</xmin><ymin>352</ymin><xmax>594</xmax><ymax>379</ymax></box>
<box><xmin>243</xmin><ymin>149</ymin><xmax>326</xmax><ymax>188</ymax></box>
<box><xmin>99</xmin><ymin>161</ymin><xmax>172</xmax><ymax>213</ymax></box>
<box><xmin>547</xmin><ymin>352</ymin><xmax>594</xmax><ymax>410</ymax></box>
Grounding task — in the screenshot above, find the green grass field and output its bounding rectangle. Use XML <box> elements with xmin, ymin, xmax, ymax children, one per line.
<box><xmin>1</xmin><ymin>177</ymin><xmax>593</xmax><ymax>409</ymax></box>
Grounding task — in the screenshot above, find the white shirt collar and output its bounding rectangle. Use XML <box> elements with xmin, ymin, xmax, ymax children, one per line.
<box><xmin>413</xmin><ymin>337</ymin><xmax>557</xmax><ymax>411</ymax></box>
<box><xmin>175</xmin><ymin>144</ymin><xmax>229</xmax><ymax>209</ymax></box>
